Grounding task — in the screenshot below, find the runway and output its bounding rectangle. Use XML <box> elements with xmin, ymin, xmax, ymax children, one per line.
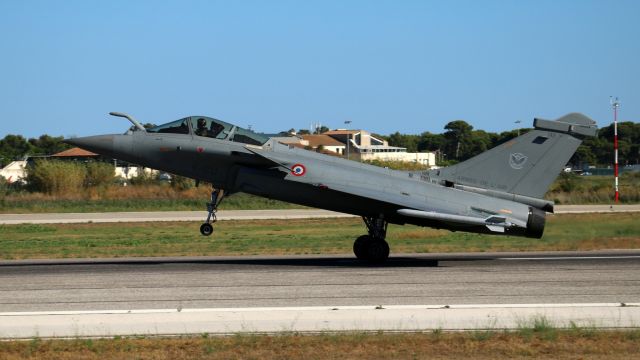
<box><xmin>2</xmin><ymin>251</ymin><xmax>639</xmax><ymax>312</ymax></box>
<box><xmin>1</xmin><ymin>251</ymin><xmax>639</xmax><ymax>337</ymax></box>
<box><xmin>1</xmin><ymin>204</ymin><xmax>639</xmax><ymax>224</ymax></box>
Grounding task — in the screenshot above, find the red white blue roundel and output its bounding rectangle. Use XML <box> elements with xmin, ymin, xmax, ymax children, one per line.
<box><xmin>291</xmin><ymin>163</ymin><xmax>306</xmax><ymax>176</ymax></box>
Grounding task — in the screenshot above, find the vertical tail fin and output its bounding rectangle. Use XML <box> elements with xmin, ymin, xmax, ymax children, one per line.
<box><xmin>429</xmin><ymin>113</ymin><xmax>598</xmax><ymax>199</ymax></box>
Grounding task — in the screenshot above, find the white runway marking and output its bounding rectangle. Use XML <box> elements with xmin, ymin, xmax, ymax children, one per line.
<box><xmin>1</xmin><ymin>303</ymin><xmax>638</xmax><ymax>339</ymax></box>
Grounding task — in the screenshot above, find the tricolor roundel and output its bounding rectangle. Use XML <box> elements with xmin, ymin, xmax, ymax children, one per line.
<box><xmin>291</xmin><ymin>163</ymin><xmax>306</xmax><ymax>176</ymax></box>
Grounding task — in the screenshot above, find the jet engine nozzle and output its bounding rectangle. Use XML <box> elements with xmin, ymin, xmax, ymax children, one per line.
<box><xmin>525</xmin><ymin>207</ymin><xmax>546</xmax><ymax>238</ymax></box>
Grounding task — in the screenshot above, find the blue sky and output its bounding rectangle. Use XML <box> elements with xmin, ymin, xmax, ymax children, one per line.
<box><xmin>1</xmin><ymin>0</ymin><xmax>638</xmax><ymax>138</ymax></box>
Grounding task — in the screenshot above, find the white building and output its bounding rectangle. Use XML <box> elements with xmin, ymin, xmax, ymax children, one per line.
<box><xmin>0</xmin><ymin>161</ymin><xmax>27</xmax><ymax>183</ymax></box>
<box><xmin>357</xmin><ymin>147</ymin><xmax>436</xmax><ymax>166</ymax></box>
<box><xmin>322</xmin><ymin>129</ymin><xmax>436</xmax><ymax>167</ymax></box>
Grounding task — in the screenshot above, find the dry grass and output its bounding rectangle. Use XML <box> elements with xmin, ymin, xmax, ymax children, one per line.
<box><xmin>0</xmin><ymin>187</ymin><xmax>302</xmax><ymax>213</ymax></box>
<box><xmin>546</xmin><ymin>173</ymin><xmax>640</xmax><ymax>204</ymax></box>
<box><xmin>0</xmin><ymin>331</ymin><xmax>639</xmax><ymax>359</ymax></box>
<box><xmin>2</xmin><ymin>172</ymin><xmax>639</xmax><ymax>214</ymax></box>
<box><xmin>4</xmin><ymin>184</ymin><xmax>210</xmax><ymax>202</ymax></box>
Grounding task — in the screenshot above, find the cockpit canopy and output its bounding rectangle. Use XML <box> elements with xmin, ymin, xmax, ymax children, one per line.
<box><xmin>147</xmin><ymin>116</ymin><xmax>269</xmax><ymax>146</ymax></box>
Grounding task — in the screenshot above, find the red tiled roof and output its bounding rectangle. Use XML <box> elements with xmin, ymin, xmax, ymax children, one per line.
<box><xmin>301</xmin><ymin>134</ymin><xmax>345</xmax><ymax>147</ymax></box>
<box><xmin>288</xmin><ymin>142</ymin><xmax>341</xmax><ymax>157</ymax></box>
<box><xmin>52</xmin><ymin>147</ymin><xmax>99</xmax><ymax>157</ymax></box>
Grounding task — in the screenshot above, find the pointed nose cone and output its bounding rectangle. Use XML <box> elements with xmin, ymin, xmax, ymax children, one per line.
<box><xmin>64</xmin><ymin>135</ymin><xmax>116</xmax><ymax>157</ymax></box>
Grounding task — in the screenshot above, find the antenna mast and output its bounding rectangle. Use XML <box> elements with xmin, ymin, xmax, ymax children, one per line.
<box><xmin>610</xmin><ymin>96</ymin><xmax>621</xmax><ymax>203</ymax></box>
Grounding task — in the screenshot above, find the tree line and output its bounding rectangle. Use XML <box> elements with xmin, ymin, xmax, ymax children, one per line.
<box><xmin>379</xmin><ymin>120</ymin><xmax>640</xmax><ymax>168</ymax></box>
<box><xmin>1</xmin><ymin>120</ymin><xmax>639</xmax><ymax>169</ymax></box>
<box><xmin>0</xmin><ymin>134</ymin><xmax>71</xmax><ymax>168</ymax></box>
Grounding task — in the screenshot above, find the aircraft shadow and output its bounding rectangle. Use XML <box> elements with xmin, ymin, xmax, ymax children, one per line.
<box><xmin>0</xmin><ymin>254</ymin><xmax>496</xmax><ymax>268</ymax></box>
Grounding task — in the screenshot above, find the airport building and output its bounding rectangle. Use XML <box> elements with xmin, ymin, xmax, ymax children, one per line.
<box><xmin>290</xmin><ymin>129</ymin><xmax>436</xmax><ymax>167</ymax></box>
<box><xmin>0</xmin><ymin>160</ymin><xmax>27</xmax><ymax>184</ymax></box>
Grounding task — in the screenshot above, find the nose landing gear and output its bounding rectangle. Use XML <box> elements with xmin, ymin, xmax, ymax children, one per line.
<box><xmin>354</xmin><ymin>215</ymin><xmax>390</xmax><ymax>263</ymax></box>
<box><xmin>200</xmin><ymin>187</ymin><xmax>225</xmax><ymax>236</ymax></box>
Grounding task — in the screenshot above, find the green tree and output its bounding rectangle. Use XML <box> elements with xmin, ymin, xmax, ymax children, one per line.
<box><xmin>569</xmin><ymin>145</ymin><xmax>596</xmax><ymax>168</ymax></box>
<box><xmin>85</xmin><ymin>162</ymin><xmax>115</xmax><ymax>187</ymax></box>
<box><xmin>315</xmin><ymin>125</ymin><xmax>329</xmax><ymax>134</ymax></box>
<box><xmin>443</xmin><ymin>120</ymin><xmax>473</xmax><ymax>160</ymax></box>
<box><xmin>467</xmin><ymin>130</ymin><xmax>494</xmax><ymax>158</ymax></box>
<box><xmin>0</xmin><ymin>135</ymin><xmax>32</xmax><ymax>167</ymax></box>
<box><xmin>28</xmin><ymin>135</ymin><xmax>71</xmax><ymax>155</ymax></box>
<box><xmin>417</xmin><ymin>132</ymin><xmax>445</xmax><ymax>152</ymax></box>
<box><xmin>387</xmin><ymin>132</ymin><xmax>419</xmax><ymax>152</ymax></box>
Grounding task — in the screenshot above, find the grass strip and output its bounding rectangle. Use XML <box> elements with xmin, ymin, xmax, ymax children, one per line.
<box><xmin>1</xmin><ymin>329</ymin><xmax>639</xmax><ymax>359</ymax></box>
<box><xmin>0</xmin><ymin>213</ymin><xmax>638</xmax><ymax>260</ymax></box>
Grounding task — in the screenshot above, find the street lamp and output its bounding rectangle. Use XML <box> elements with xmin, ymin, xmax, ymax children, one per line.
<box><xmin>515</xmin><ymin>120</ymin><xmax>522</xmax><ymax>137</ymax></box>
<box><xmin>344</xmin><ymin>120</ymin><xmax>352</xmax><ymax>160</ymax></box>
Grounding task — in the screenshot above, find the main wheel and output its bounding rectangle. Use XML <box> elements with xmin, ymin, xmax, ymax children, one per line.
<box><xmin>200</xmin><ymin>223</ymin><xmax>214</xmax><ymax>236</ymax></box>
<box><xmin>353</xmin><ymin>235</ymin><xmax>370</xmax><ymax>260</ymax></box>
<box><xmin>365</xmin><ymin>239</ymin><xmax>390</xmax><ymax>264</ymax></box>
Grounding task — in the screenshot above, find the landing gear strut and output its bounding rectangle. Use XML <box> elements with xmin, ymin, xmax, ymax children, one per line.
<box><xmin>200</xmin><ymin>187</ymin><xmax>224</xmax><ymax>236</ymax></box>
<box><xmin>353</xmin><ymin>215</ymin><xmax>390</xmax><ymax>263</ymax></box>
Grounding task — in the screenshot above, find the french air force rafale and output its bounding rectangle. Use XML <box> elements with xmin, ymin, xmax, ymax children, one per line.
<box><xmin>66</xmin><ymin>112</ymin><xmax>597</xmax><ymax>263</ymax></box>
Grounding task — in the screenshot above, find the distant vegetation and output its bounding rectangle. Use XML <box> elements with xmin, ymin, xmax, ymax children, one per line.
<box><xmin>2</xmin><ymin>120</ymin><xmax>639</xmax><ymax>168</ymax></box>
<box><xmin>0</xmin><ymin>160</ymin><xmax>638</xmax><ymax>214</ymax></box>
<box><xmin>379</xmin><ymin>120</ymin><xmax>640</xmax><ymax>168</ymax></box>
<box><xmin>363</xmin><ymin>159</ymin><xmax>429</xmax><ymax>171</ymax></box>
<box><xmin>0</xmin><ymin>120</ymin><xmax>638</xmax><ymax>211</ymax></box>
<box><xmin>0</xmin><ymin>134</ymin><xmax>71</xmax><ymax>167</ymax></box>
<box><xmin>0</xmin><ymin>160</ymin><xmax>300</xmax><ymax>213</ymax></box>
<box><xmin>25</xmin><ymin>160</ymin><xmax>114</xmax><ymax>194</ymax></box>
<box><xmin>546</xmin><ymin>172</ymin><xmax>640</xmax><ymax>204</ymax></box>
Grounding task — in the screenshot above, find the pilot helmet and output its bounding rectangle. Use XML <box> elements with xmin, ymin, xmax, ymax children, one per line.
<box><xmin>197</xmin><ymin>118</ymin><xmax>206</xmax><ymax>128</ymax></box>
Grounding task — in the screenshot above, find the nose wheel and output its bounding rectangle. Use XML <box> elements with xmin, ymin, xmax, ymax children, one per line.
<box><xmin>200</xmin><ymin>223</ymin><xmax>214</xmax><ymax>236</ymax></box>
<box><xmin>200</xmin><ymin>187</ymin><xmax>224</xmax><ymax>236</ymax></box>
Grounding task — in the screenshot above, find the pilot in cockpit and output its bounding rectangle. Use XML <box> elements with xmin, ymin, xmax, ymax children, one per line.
<box><xmin>195</xmin><ymin>118</ymin><xmax>208</xmax><ymax>137</ymax></box>
<box><xmin>209</xmin><ymin>122</ymin><xmax>225</xmax><ymax>138</ymax></box>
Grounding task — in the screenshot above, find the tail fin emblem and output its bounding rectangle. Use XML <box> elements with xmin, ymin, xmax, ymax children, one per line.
<box><xmin>509</xmin><ymin>153</ymin><xmax>528</xmax><ymax>169</ymax></box>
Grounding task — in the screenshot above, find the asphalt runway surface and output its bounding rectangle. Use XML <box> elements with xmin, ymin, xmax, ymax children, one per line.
<box><xmin>2</xmin><ymin>251</ymin><xmax>639</xmax><ymax>313</ymax></box>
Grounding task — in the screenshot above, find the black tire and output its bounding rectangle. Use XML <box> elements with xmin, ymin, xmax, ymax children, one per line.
<box><xmin>353</xmin><ymin>235</ymin><xmax>370</xmax><ymax>260</ymax></box>
<box><xmin>365</xmin><ymin>239</ymin><xmax>390</xmax><ymax>264</ymax></box>
<box><xmin>200</xmin><ymin>223</ymin><xmax>214</xmax><ymax>236</ymax></box>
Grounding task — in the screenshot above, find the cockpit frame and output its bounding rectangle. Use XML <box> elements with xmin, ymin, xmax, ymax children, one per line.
<box><xmin>147</xmin><ymin>116</ymin><xmax>269</xmax><ymax>146</ymax></box>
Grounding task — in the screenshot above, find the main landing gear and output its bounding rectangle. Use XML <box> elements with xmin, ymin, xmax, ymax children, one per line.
<box><xmin>200</xmin><ymin>187</ymin><xmax>225</xmax><ymax>236</ymax></box>
<box><xmin>353</xmin><ymin>215</ymin><xmax>390</xmax><ymax>263</ymax></box>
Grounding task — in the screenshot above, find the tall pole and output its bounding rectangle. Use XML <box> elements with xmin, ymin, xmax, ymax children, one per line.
<box><xmin>611</xmin><ymin>96</ymin><xmax>620</xmax><ymax>203</ymax></box>
<box><xmin>344</xmin><ymin>120</ymin><xmax>352</xmax><ymax>160</ymax></box>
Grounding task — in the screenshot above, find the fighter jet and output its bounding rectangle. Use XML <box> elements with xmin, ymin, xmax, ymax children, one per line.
<box><xmin>66</xmin><ymin>112</ymin><xmax>598</xmax><ymax>263</ymax></box>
